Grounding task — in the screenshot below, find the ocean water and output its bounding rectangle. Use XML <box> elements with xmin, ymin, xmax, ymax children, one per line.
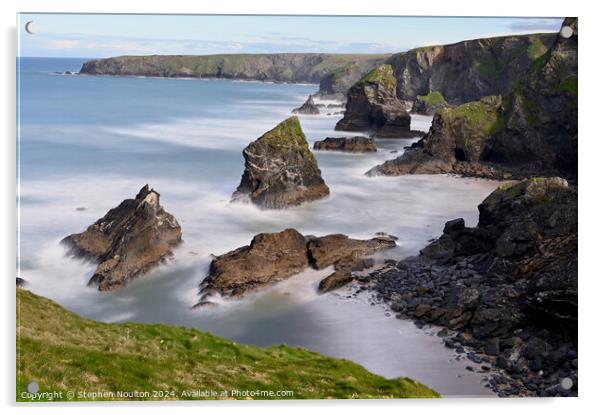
<box><xmin>17</xmin><ymin>57</ymin><xmax>502</xmax><ymax>397</ymax></box>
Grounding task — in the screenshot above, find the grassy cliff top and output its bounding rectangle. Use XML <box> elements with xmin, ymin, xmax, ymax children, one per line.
<box><xmin>417</xmin><ymin>91</ymin><xmax>447</xmax><ymax>106</ymax></box>
<box><xmin>16</xmin><ymin>289</ymin><xmax>439</xmax><ymax>401</ymax></box>
<box><xmin>358</xmin><ymin>64</ymin><xmax>397</xmax><ymax>91</ymax></box>
<box><xmin>253</xmin><ymin>116</ymin><xmax>315</xmax><ymax>158</ymax></box>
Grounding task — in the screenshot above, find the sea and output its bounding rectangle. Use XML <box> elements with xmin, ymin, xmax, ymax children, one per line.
<box><xmin>17</xmin><ymin>57</ymin><xmax>502</xmax><ymax>397</ymax></box>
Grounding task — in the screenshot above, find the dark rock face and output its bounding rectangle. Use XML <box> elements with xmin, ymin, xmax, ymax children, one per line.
<box><xmin>197</xmin><ymin>230</ymin><xmax>396</xmax><ymax>304</ymax></box>
<box><xmin>365</xmin><ymin>178</ymin><xmax>577</xmax><ymax>397</ymax></box>
<box><xmin>485</xmin><ymin>18</ymin><xmax>578</xmax><ymax>177</ymax></box>
<box><xmin>292</xmin><ymin>95</ymin><xmax>320</xmax><ymax>115</ymax></box>
<box><xmin>367</xmin><ymin>95</ymin><xmax>509</xmax><ymax>177</ymax></box>
<box><xmin>386</xmin><ymin>33</ymin><xmax>556</xmax><ymax>106</ymax></box>
<box><xmin>412</xmin><ymin>91</ymin><xmax>450</xmax><ymax>115</ymax></box>
<box><xmin>335</xmin><ymin>65</ymin><xmax>419</xmax><ymax>138</ymax></box>
<box><xmin>368</xmin><ymin>20</ymin><xmax>577</xmax><ymax>180</ymax></box>
<box><xmin>16</xmin><ymin>277</ymin><xmax>26</xmax><ymax>287</ymax></box>
<box><xmin>61</xmin><ymin>185</ymin><xmax>183</xmax><ymax>291</ymax></box>
<box><xmin>232</xmin><ymin>116</ymin><xmax>330</xmax><ymax>209</ymax></box>
<box><xmin>313</xmin><ymin>136</ymin><xmax>377</xmax><ymax>153</ymax></box>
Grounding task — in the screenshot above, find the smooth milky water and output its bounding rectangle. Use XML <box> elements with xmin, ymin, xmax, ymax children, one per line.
<box><xmin>18</xmin><ymin>58</ymin><xmax>501</xmax><ymax>397</ymax></box>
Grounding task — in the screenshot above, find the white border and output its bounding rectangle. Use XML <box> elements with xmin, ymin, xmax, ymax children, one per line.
<box><xmin>2</xmin><ymin>1</ymin><xmax>597</xmax><ymax>414</ymax></box>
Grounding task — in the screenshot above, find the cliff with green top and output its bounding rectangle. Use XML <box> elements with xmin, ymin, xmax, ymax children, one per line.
<box><xmin>368</xmin><ymin>19</ymin><xmax>577</xmax><ymax>180</ymax></box>
<box><xmin>80</xmin><ymin>53</ymin><xmax>389</xmax><ymax>85</ymax></box>
<box><xmin>384</xmin><ymin>33</ymin><xmax>557</xmax><ymax>106</ymax></box>
<box><xmin>17</xmin><ymin>289</ymin><xmax>439</xmax><ymax>401</ymax></box>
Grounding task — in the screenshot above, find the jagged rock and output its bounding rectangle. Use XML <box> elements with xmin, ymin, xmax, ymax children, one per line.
<box><xmin>335</xmin><ymin>65</ymin><xmax>419</xmax><ymax>138</ymax></box>
<box><xmin>412</xmin><ymin>91</ymin><xmax>449</xmax><ymax>115</ymax></box>
<box><xmin>197</xmin><ymin>230</ymin><xmax>396</xmax><ymax>303</ymax></box>
<box><xmin>313</xmin><ymin>136</ymin><xmax>377</xmax><ymax>153</ymax></box>
<box><xmin>16</xmin><ymin>277</ymin><xmax>26</xmax><ymax>287</ymax></box>
<box><xmin>61</xmin><ymin>185</ymin><xmax>182</xmax><ymax>291</ymax></box>
<box><xmin>369</xmin><ymin>177</ymin><xmax>577</xmax><ymax>397</ymax></box>
<box><xmin>367</xmin><ymin>20</ymin><xmax>577</xmax><ymax>180</ymax></box>
<box><xmin>292</xmin><ymin>95</ymin><xmax>320</xmax><ymax>115</ymax></box>
<box><xmin>232</xmin><ymin>116</ymin><xmax>330</xmax><ymax>209</ymax></box>
<box><xmin>197</xmin><ymin>229</ymin><xmax>309</xmax><ymax>301</ymax></box>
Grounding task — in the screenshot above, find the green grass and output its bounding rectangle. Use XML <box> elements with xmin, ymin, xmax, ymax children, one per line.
<box><xmin>358</xmin><ymin>64</ymin><xmax>397</xmax><ymax>91</ymax></box>
<box><xmin>416</xmin><ymin>91</ymin><xmax>447</xmax><ymax>106</ymax></box>
<box><xmin>16</xmin><ymin>289</ymin><xmax>439</xmax><ymax>401</ymax></box>
<box><xmin>475</xmin><ymin>56</ymin><xmax>501</xmax><ymax>79</ymax></box>
<box><xmin>441</xmin><ymin>97</ymin><xmax>503</xmax><ymax>136</ymax></box>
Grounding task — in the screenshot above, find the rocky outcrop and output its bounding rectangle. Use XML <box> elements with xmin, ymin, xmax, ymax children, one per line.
<box><xmin>80</xmin><ymin>53</ymin><xmax>389</xmax><ymax>85</ymax></box>
<box><xmin>412</xmin><ymin>91</ymin><xmax>449</xmax><ymax>115</ymax></box>
<box><xmin>335</xmin><ymin>65</ymin><xmax>420</xmax><ymax>138</ymax></box>
<box><xmin>364</xmin><ymin>178</ymin><xmax>577</xmax><ymax>397</ymax></box>
<box><xmin>385</xmin><ymin>33</ymin><xmax>557</xmax><ymax>106</ymax></box>
<box><xmin>292</xmin><ymin>95</ymin><xmax>320</xmax><ymax>115</ymax></box>
<box><xmin>197</xmin><ymin>229</ymin><xmax>309</xmax><ymax>303</ymax></box>
<box><xmin>368</xmin><ymin>19</ymin><xmax>577</xmax><ymax>180</ymax></box>
<box><xmin>232</xmin><ymin>116</ymin><xmax>330</xmax><ymax>209</ymax></box>
<box><xmin>196</xmin><ymin>230</ymin><xmax>396</xmax><ymax>305</ymax></box>
<box><xmin>367</xmin><ymin>95</ymin><xmax>511</xmax><ymax>178</ymax></box>
<box><xmin>313</xmin><ymin>136</ymin><xmax>377</xmax><ymax>153</ymax></box>
<box><xmin>16</xmin><ymin>277</ymin><xmax>26</xmax><ymax>287</ymax></box>
<box><xmin>61</xmin><ymin>185</ymin><xmax>182</xmax><ymax>291</ymax></box>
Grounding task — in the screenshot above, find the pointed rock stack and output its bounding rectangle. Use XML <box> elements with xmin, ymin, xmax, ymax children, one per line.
<box><xmin>62</xmin><ymin>185</ymin><xmax>182</xmax><ymax>291</ymax></box>
<box><xmin>232</xmin><ymin>116</ymin><xmax>330</xmax><ymax>209</ymax></box>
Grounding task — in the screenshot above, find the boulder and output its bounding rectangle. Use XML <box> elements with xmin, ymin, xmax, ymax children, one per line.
<box><xmin>232</xmin><ymin>116</ymin><xmax>330</xmax><ymax>209</ymax></box>
<box><xmin>292</xmin><ymin>95</ymin><xmax>320</xmax><ymax>115</ymax></box>
<box><xmin>61</xmin><ymin>185</ymin><xmax>182</xmax><ymax>291</ymax></box>
<box><xmin>307</xmin><ymin>233</ymin><xmax>396</xmax><ymax>270</ymax></box>
<box><xmin>313</xmin><ymin>136</ymin><xmax>377</xmax><ymax>153</ymax></box>
<box><xmin>335</xmin><ymin>65</ymin><xmax>419</xmax><ymax>138</ymax></box>
<box><xmin>318</xmin><ymin>270</ymin><xmax>354</xmax><ymax>294</ymax></box>
<box><xmin>198</xmin><ymin>229</ymin><xmax>309</xmax><ymax>301</ymax></box>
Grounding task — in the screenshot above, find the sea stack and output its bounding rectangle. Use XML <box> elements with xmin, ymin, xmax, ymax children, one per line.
<box><xmin>292</xmin><ymin>95</ymin><xmax>320</xmax><ymax>115</ymax></box>
<box><xmin>335</xmin><ymin>64</ymin><xmax>416</xmax><ymax>138</ymax></box>
<box><xmin>62</xmin><ymin>185</ymin><xmax>182</xmax><ymax>291</ymax></box>
<box><xmin>232</xmin><ymin>116</ymin><xmax>330</xmax><ymax>209</ymax></box>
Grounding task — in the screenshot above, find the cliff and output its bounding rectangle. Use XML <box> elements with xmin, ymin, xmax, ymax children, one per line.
<box><xmin>368</xmin><ymin>19</ymin><xmax>577</xmax><ymax>180</ymax></box>
<box><xmin>80</xmin><ymin>53</ymin><xmax>389</xmax><ymax>85</ymax></box>
<box><xmin>385</xmin><ymin>33</ymin><xmax>557</xmax><ymax>106</ymax></box>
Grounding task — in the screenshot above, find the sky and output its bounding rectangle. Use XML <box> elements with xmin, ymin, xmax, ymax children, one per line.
<box><xmin>17</xmin><ymin>13</ymin><xmax>564</xmax><ymax>58</ymax></box>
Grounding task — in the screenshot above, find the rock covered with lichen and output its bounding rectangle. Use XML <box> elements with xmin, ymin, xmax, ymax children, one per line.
<box><xmin>412</xmin><ymin>91</ymin><xmax>450</xmax><ymax>115</ymax></box>
<box><xmin>335</xmin><ymin>65</ymin><xmax>418</xmax><ymax>138</ymax></box>
<box><xmin>367</xmin><ymin>95</ymin><xmax>506</xmax><ymax>176</ymax></box>
<box><xmin>232</xmin><ymin>116</ymin><xmax>329</xmax><ymax>209</ymax></box>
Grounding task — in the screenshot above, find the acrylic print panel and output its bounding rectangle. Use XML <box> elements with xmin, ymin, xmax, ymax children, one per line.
<box><xmin>16</xmin><ymin>13</ymin><xmax>577</xmax><ymax>401</ymax></box>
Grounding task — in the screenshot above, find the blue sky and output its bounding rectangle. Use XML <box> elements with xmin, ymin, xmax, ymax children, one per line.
<box><xmin>17</xmin><ymin>14</ymin><xmax>564</xmax><ymax>58</ymax></box>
